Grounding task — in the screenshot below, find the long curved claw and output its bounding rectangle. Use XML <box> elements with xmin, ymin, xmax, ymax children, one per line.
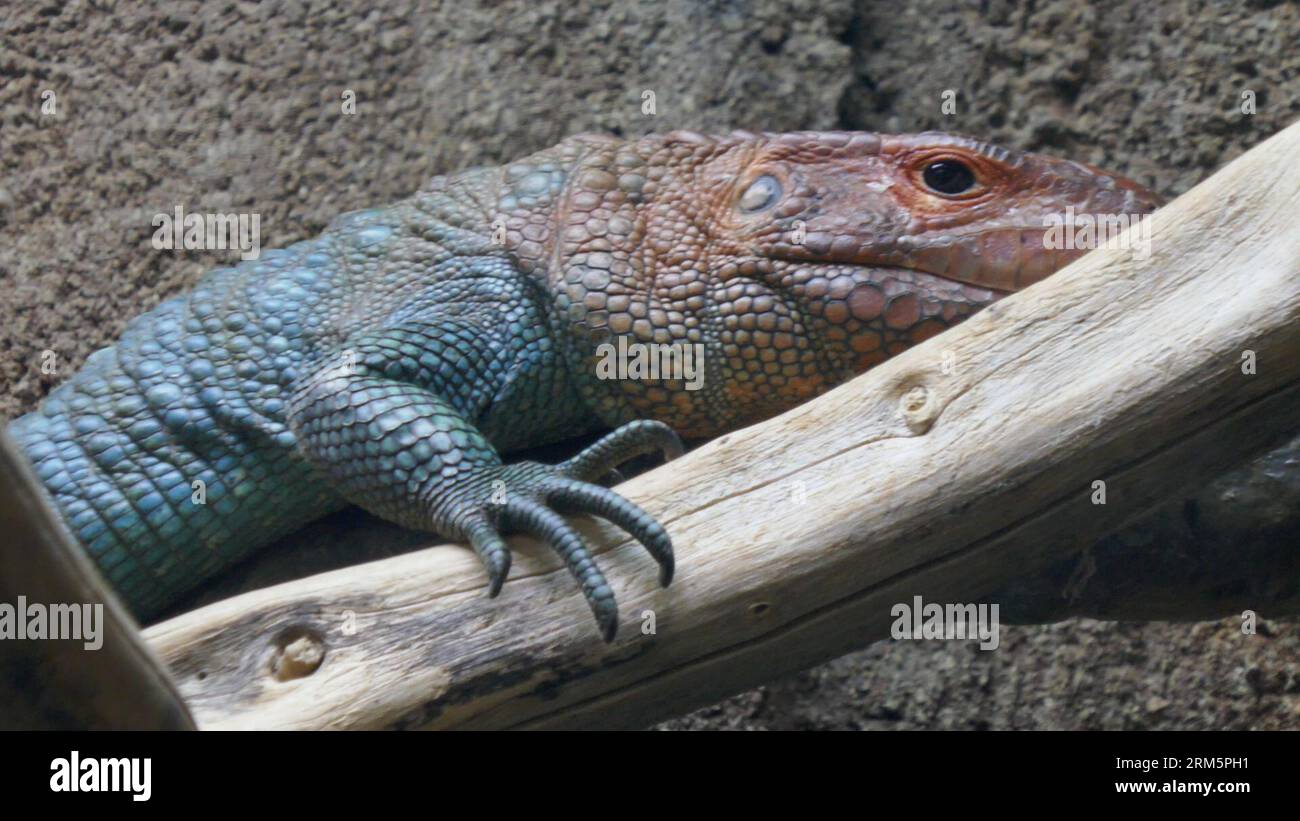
<box><xmin>454</xmin><ymin>423</ymin><xmax>684</xmax><ymax>641</ymax></box>
<box><xmin>463</xmin><ymin>516</ymin><xmax>512</xmax><ymax>598</ymax></box>
<box><xmin>561</xmin><ymin>420</ymin><xmax>684</xmax><ymax>482</ymax></box>
<box><xmin>500</xmin><ymin>498</ymin><xmax>619</xmax><ymax>642</ymax></box>
<box><xmin>547</xmin><ymin>478</ymin><xmax>674</xmax><ymax>587</ymax></box>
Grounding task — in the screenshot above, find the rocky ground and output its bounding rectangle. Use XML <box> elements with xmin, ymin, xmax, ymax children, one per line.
<box><xmin>2</xmin><ymin>0</ymin><xmax>1299</xmax><ymax>729</ymax></box>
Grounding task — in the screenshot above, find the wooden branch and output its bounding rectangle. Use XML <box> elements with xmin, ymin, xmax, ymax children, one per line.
<box><xmin>0</xmin><ymin>433</ymin><xmax>195</xmax><ymax>730</ymax></box>
<box><xmin>145</xmin><ymin>120</ymin><xmax>1300</xmax><ymax>730</ymax></box>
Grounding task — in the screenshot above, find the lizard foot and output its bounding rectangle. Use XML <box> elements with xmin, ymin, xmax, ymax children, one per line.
<box><xmin>462</xmin><ymin>420</ymin><xmax>683</xmax><ymax>642</ymax></box>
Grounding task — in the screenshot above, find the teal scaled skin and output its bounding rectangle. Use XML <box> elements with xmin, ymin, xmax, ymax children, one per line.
<box><xmin>11</xmin><ymin>148</ymin><xmax>679</xmax><ymax>642</ymax></box>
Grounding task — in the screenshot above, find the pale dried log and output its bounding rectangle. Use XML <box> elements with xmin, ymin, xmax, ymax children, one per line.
<box><xmin>144</xmin><ymin>120</ymin><xmax>1300</xmax><ymax>730</ymax></box>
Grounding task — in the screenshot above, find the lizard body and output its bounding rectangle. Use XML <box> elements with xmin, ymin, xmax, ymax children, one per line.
<box><xmin>8</xmin><ymin>130</ymin><xmax>1159</xmax><ymax>639</ymax></box>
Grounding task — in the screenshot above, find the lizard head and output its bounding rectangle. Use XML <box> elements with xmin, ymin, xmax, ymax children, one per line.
<box><xmin>545</xmin><ymin>130</ymin><xmax>1162</xmax><ymax>437</ymax></box>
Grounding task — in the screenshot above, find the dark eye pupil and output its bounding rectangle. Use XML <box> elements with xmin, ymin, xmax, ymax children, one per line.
<box><xmin>923</xmin><ymin>160</ymin><xmax>976</xmax><ymax>195</ymax></box>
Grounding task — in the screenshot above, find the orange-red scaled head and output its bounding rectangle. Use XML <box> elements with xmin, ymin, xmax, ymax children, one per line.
<box><xmin>511</xmin><ymin>130</ymin><xmax>1162</xmax><ymax>437</ymax></box>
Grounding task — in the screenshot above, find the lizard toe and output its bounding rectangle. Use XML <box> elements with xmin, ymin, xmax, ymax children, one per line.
<box><xmin>547</xmin><ymin>478</ymin><xmax>674</xmax><ymax>587</ymax></box>
<box><xmin>498</xmin><ymin>497</ymin><xmax>619</xmax><ymax>642</ymax></box>
<box><xmin>462</xmin><ymin>515</ymin><xmax>512</xmax><ymax>598</ymax></box>
<box><xmin>561</xmin><ymin>420</ymin><xmax>684</xmax><ymax>483</ymax></box>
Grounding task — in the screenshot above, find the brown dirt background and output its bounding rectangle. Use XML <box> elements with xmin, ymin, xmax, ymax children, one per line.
<box><xmin>3</xmin><ymin>0</ymin><xmax>1299</xmax><ymax>729</ymax></box>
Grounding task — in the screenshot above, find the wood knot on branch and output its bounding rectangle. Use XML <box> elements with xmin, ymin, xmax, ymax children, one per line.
<box><xmin>268</xmin><ymin>626</ymin><xmax>326</xmax><ymax>681</ymax></box>
<box><xmin>898</xmin><ymin>384</ymin><xmax>936</xmax><ymax>433</ymax></box>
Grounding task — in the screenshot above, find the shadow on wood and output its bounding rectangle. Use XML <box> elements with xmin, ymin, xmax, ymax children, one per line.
<box><xmin>0</xmin><ymin>433</ymin><xmax>194</xmax><ymax>730</ymax></box>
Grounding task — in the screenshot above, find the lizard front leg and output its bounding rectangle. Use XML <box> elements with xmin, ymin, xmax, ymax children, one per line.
<box><xmin>286</xmin><ymin>321</ymin><xmax>680</xmax><ymax>641</ymax></box>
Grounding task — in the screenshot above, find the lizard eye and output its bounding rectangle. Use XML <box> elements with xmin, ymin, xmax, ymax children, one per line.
<box><xmin>739</xmin><ymin>175</ymin><xmax>783</xmax><ymax>212</ymax></box>
<box><xmin>922</xmin><ymin>159</ymin><xmax>977</xmax><ymax>196</ymax></box>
